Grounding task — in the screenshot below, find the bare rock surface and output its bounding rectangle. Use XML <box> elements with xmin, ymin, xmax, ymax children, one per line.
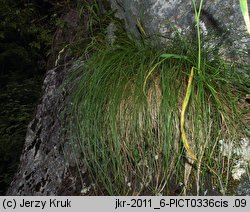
<box><xmin>7</xmin><ymin>62</ymin><xmax>88</xmax><ymax>195</ymax></box>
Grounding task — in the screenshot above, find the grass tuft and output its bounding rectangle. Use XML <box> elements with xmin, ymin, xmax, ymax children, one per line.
<box><xmin>66</xmin><ymin>27</ymin><xmax>249</xmax><ymax>195</ymax></box>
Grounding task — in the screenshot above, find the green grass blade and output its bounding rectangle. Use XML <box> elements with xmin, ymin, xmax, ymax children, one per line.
<box><xmin>143</xmin><ymin>59</ymin><xmax>165</xmax><ymax>95</ymax></box>
<box><xmin>143</xmin><ymin>54</ymin><xmax>191</xmax><ymax>95</ymax></box>
<box><xmin>136</xmin><ymin>18</ymin><xmax>147</xmax><ymax>37</ymax></box>
<box><xmin>160</xmin><ymin>53</ymin><xmax>190</xmax><ymax>61</ymax></box>
<box><xmin>239</xmin><ymin>0</ymin><xmax>250</xmax><ymax>34</ymax></box>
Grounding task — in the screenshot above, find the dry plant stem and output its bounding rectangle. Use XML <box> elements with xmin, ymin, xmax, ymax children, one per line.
<box><xmin>183</xmin><ymin>158</ymin><xmax>195</xmax><ymax>195</ymax></box>
<box><xmin>206</xmin><ymin>164</ymin><xmax>226</xmax><ymax>195</ymax></box>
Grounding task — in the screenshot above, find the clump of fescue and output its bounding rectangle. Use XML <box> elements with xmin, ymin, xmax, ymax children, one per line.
<box><xmin>67</xmin><ymin>31</ymin><xmax>249</xmax><ymax>195</ymax></box>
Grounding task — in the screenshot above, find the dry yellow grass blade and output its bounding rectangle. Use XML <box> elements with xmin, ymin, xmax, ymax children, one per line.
<box><xmin>55</xmin><ymin>44</ymin><xmax>70</xmax><ymax>66</ymax></box>
<box><xmin>180</xmin><ymin>67</ymin><xmax>197</xmax><ymax>161</ymax></box>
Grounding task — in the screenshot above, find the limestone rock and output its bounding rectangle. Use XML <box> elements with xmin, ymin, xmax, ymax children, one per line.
<box><xmin>7</xmin><ymin>62</ymin><xmax>89</xmax><ymax>195</ymax></box>
<box><xmin>109</xmin><ymin>0</ymin><xmax>250</xmax><ymax>63</ymax></box>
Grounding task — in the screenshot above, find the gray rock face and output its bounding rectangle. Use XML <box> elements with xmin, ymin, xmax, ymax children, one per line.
<box><xmin>7</xmin><ymin>62</ymin><xmax>88</xmax><ymax>195</ymax></box>
<box><xmin>109</xmin><ymin>0</ymin><xmax>250</xmax><ymax>63</ymax></box>
<box><xmin>237</xmin><ymin>176</ymin><xmax>250</xmax><ymax>196</ymax></box>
